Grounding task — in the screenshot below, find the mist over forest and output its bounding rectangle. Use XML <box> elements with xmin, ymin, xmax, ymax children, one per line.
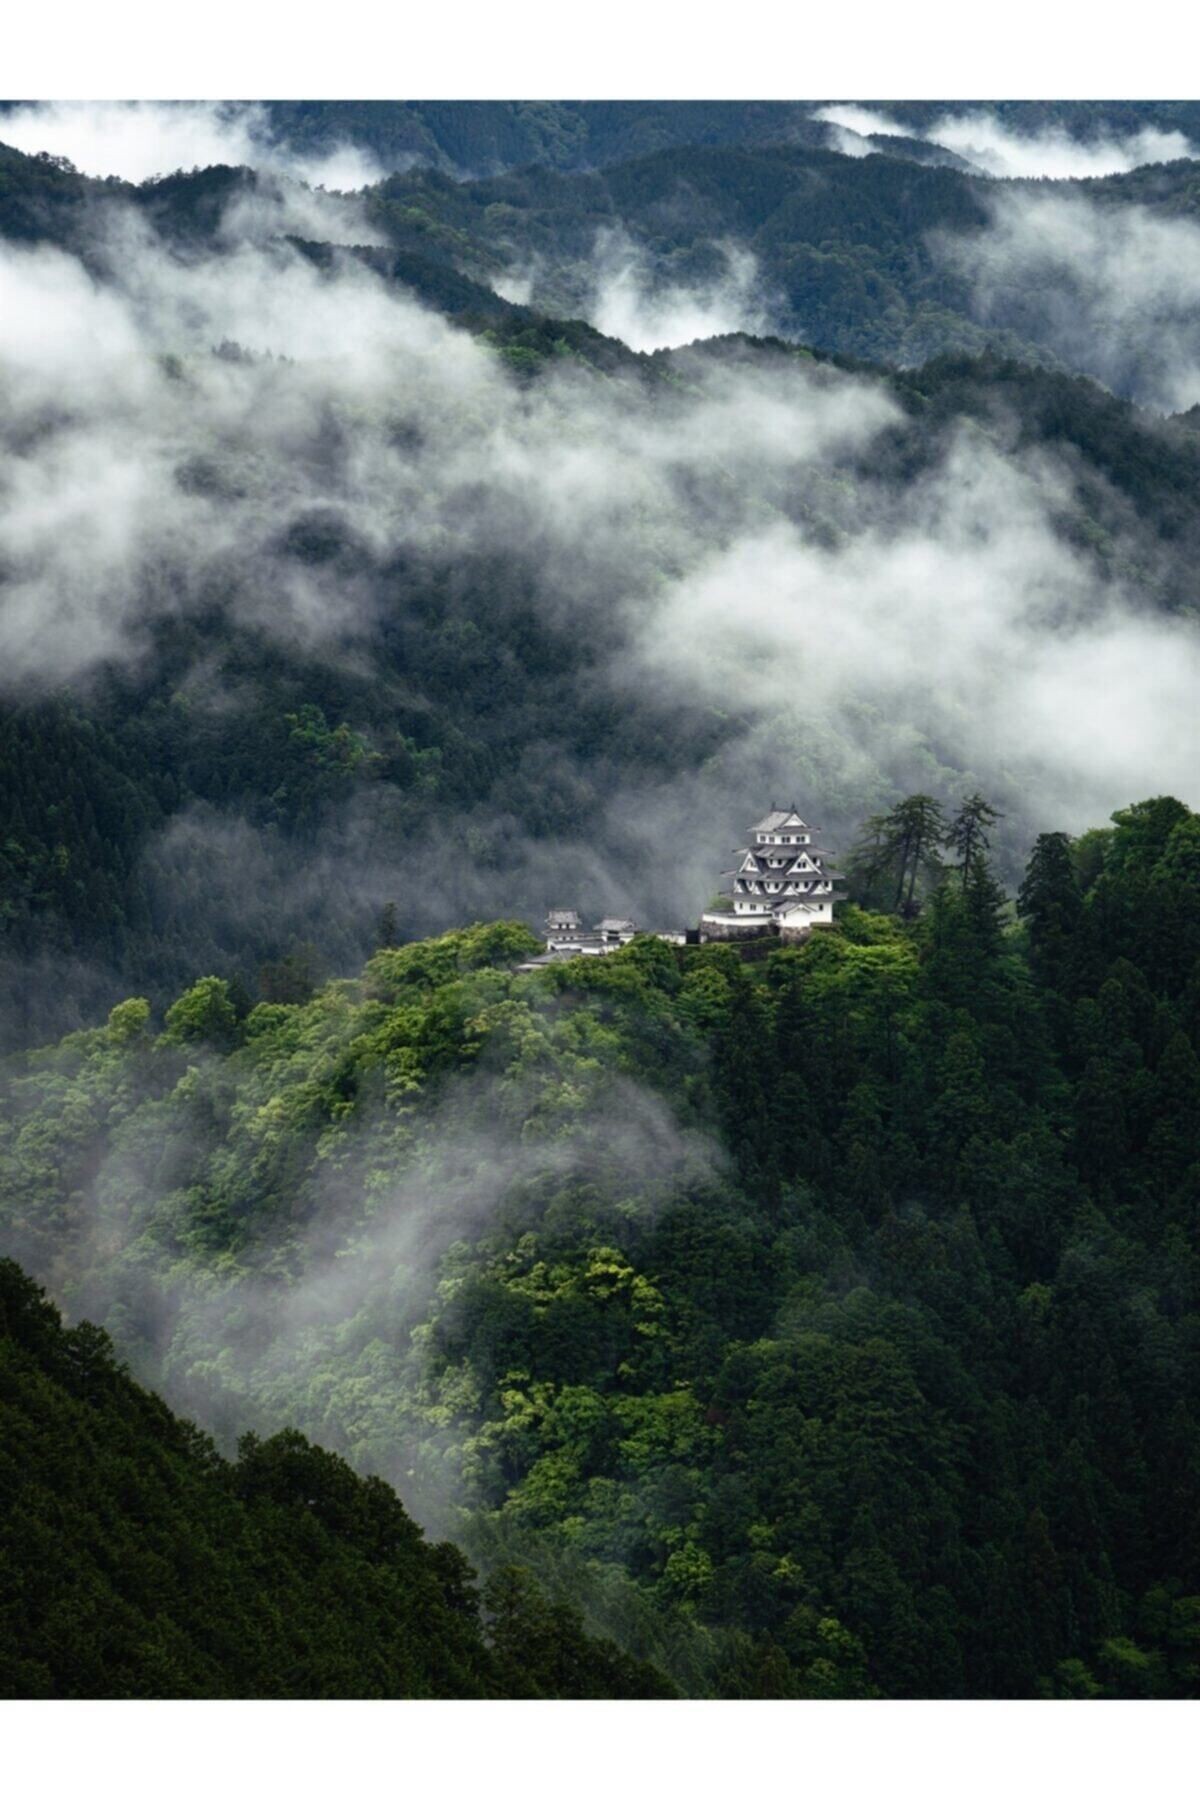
<box><xmin>2</xmin><ymin>99</ymin><xmax>1200</xmax><ymax>1702</ymax></box>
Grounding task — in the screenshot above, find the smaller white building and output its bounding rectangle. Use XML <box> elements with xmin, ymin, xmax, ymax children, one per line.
<box><xmin>519</xmin><ymin>909</ymin><xmax>640</xmax><ymax>968</ymax></box>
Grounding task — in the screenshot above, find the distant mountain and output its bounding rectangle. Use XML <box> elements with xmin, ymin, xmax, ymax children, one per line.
<box><xmin>257</xmin><ymin>100</ymin><xmax>1200</xmax><ymax>179</ymax></box>
<box><xmin>260</xmin><ymin>100</ymin><xmax>839</xmax><ymax>177</ymax></box>
<box><xmin>357</xmin><ymin>142</ymin><xmax>1200</xmax><ymax>381</ymax></box>
<box><xmin>2</xmin><ymin>123</ymin><xmax>1200</xmax><ymax>1044</ymax></box>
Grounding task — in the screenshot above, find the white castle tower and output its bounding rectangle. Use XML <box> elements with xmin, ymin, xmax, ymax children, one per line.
<box><xmin>700</xmin><ymin>807</ymin><xmax>843</xmax><ymax>941</ymax></box>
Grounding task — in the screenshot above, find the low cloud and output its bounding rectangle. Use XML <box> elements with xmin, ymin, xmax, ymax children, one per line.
<box><xmin>0</xmin><ymin>215</ymin><xmax>884</xmax><ymax>683</ymax></box>
<box><xmin>24</xmin><ymin>1030</ymin><xmax>721</xmax><ymax>1530</ymax></box>
<box><xmin>630</xmin><ymin>434</ymin><xmax>1200</xmax><ymax>837</ymax></box>
<box><xmin>497</xmin><ymin>228</ymin><xmax>780</xmax><ymax>353</ymax></box>
<box><xmin>814</xmin><ymin>103</ymin><xmax>1197</xmax><ymax>180</ymax></box>
<box><xmin>588</xmin><ymin>229</ymin><xmax>773</xmax><ymax>352</ymax></box>
<box><xmin>937</xmin><ymin>188</ymin><xmax>1200</xmax><ymax>410</ymax></box>
<box><xmin>0</xmin><ymin>100</ymin><xmax>383</xmax><ymax>191</ymax></box>
<box><xmin>1</xmin><ymin>169</ymin><xmax>1198</xmax><ymax>976</ymax></box>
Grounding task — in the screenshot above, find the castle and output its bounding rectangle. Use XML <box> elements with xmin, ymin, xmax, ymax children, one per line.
<box><xmin>524</xmin><ymin>805</ymin><xmax>841</xmax><ymax>967</ymax></box>
<box><xmin>699</xmin><ymin>807</ymin><xmax>843</xmax><ymax>942</ymax></box>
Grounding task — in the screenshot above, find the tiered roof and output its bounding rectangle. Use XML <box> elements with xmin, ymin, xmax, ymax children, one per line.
<box><xmin>720</xmin><ymin>804</ymin><xmax>844</xmax><ymax>919</ymax></box>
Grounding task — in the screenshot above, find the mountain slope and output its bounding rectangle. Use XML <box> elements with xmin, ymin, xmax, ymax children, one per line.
<box><xmin>0</xmin><ymin>1256</ymin><xmax>671</xmax><ymax>1698</ymax></box>
<box><xmin>3</xmin><ymin>803</ymin><xmax>1200</xmax><ymax>1698</ymax></box>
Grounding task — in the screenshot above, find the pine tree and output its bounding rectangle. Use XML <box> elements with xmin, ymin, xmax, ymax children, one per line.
<box><xmin>946</xmin><ymin>793</ymin><xmax>1003</xmax><ymax>886</ymax></box>
<box><xmin>1018</xmin><ymin>831</ymin><xmax>1083</xmax><ymax>999</ymax></box>
<box><xmin>848</xmin><ymin>795</ymin><xmax>946</xmax><ymax>917</ymax></box>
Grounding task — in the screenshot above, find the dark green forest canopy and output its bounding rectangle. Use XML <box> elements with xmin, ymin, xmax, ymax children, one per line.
<box><xmin>0</xmin><ymin>1256</ymin><xmax>671</xmax><ymax>1698</ymax></box>
<box><xmin>8</xmin><ymin>99</ymin><xmax>1192</xmax><ymax>181</ymax></box>
<box><xmin>3</xmin><ymin>807</ymin><xmax>1199</xmax><ymax>1698</ymax></box>
<box><xmin>2</xmin><ymin>104</ymin><xmax>1200</xmax><ymax>1709</ymax></box>
<box><xmin>3</xmin><ymin>174</ymin><xmax>1200</xmax><ymax>1048</ymax></box>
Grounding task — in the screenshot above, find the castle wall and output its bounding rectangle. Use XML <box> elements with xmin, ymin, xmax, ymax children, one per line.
<box><xmin>778</xmin><ymin>920</ymin><xmax>836</xmax><ymax>944</ymax></box>
<box><xmin>698</xmin><ymin>917</ymin><xmax>778</xmax><ymax>945</ymax></box>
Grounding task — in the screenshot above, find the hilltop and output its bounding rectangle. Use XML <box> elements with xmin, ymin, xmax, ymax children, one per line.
<box><xmin>3</xmin><ymin>800</ymin><xmax>1199</xmax><ymax>1697</ymax></box>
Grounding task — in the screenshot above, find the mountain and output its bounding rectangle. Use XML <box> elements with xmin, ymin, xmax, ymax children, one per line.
<box><xmin>260</xmin><ymin>100</ymin><xmax>839</xmax><ymax>177</ymax></box>
<box><xmin>1</xmin><ymin>101</ymin><xmax>1199</xmax><ymax>1705</ymax></box>
<box><xmin>255</xmin><ymin>101</ymin><xmax>1200</xmax><ymax>180</ymax></box>
<box><xmin>3</xmin><ymin>802</ymin><xmax>1199</xmax><ymax>1699</ymax></box>
<box><xmin>1</xmin><ymin>124</ymin><xmax>1199</xmax><ymax>1053</ymax></box>
<box><xmin>0</xmin><ymin>1255</ymin><xmax>671</xmax><ymax>1697</ymax></box>
<box><xmin>3</xmin><ymin>292</ymin><xmax>1199</xmax><ymax>1047</ymax></box>
<box><xmin>357</xmin><ymin>140</ymin><xmax>1200</xmax><ymax>382</ymax></box>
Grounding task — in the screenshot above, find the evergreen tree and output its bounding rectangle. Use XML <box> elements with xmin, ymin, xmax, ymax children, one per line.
<box><xmin>946</xmin><ymin>793</ymin><xmax>1003</xmax><ymax>886</ymax></box>
<box><xmin>376</xmin><ymin>901</ymin><xmax>399</xmax><ymax>951</ymax></box>
<box><xmin>848</xmin><ymin>795</ymin><xmax>947</xmax><ymax>917</ymax></box>
<box><xmin>1018</xmin><ymin>832</ymin><xmax>1083</xmax><ymax>996</ymax></box>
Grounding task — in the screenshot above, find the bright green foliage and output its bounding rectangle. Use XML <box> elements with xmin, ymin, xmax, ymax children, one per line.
<box><xmin>2</xmin><ymin>815</ymin><xmax>1199</xmax><ymax>1699</ymax></box>
<box><xmin>163</xmin><ymin>977</ymin><xmax>240</xmax><ymax>1048</ymax></box>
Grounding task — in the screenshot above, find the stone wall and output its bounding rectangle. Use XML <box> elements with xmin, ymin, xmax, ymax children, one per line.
<box><xmin>778</xmin><ymin>920</ymin><xmax>836</xmax><ymax>945</ymax></box>
<box><xmin>698</xmin><ymin>918</ymin><xmax>778</xmax><ymax>945</ymax></box>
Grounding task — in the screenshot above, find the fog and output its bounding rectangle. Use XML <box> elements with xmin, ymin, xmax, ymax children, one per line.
<box><xmin>0</xmin><ymin>99</ymin><xmax>382</xmax><ymax>190</ymax></box>
<box><xmin>937</xmin><ymin>187</ymin><xmax>1200</xmax><ymax>411</ymax></box>
<box><xmin>45</xmin><ymin>1031</ymin><xmax>722</xmax><ymax>1536</ymax></box>
<box><xmin>1</xmin><ymin>158</ymin><xmax>1198</xmax><ymax>992</ymax></box>
<box><xmin>588</xmin><ymin>230</ymin><xmax>772</xmax><ymax>351</ymax></box>
<box><xmin>496</xmin><ymin>228</ymin><xmax>777</xmax><ymax>353</ymax></box>
<box><xmin>632</xmin><ymin>436</ymin><xmax>1200</xmax><ymax>830</ymax></box>
<box><xmin>813</xmin><ymin>103</ymin><xmax>1197</xmax><ymax>179</ymax></box>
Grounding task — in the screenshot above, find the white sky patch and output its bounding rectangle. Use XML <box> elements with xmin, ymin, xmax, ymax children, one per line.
<box><xmin>0</xmin><ymin>100</ymin><xmax>383</xmax><ymax>191</ymax></box>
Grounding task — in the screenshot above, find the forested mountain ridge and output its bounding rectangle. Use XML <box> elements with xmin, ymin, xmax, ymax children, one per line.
<box><xmin>355</xmin><ymin>141</ymin><xmax>1200</xmax><ymax>382</ymax></box>
<box><xmin>6</xmin><ymin>125</ymin><xmax>1200</xmax><ymax>380</ymax></box>
<box><xmin>3</xmin><ymin>99</ymin><xmax>1199</xmax><ymax>1710</ymax></box>
<box><xmin>9</xmin><ymin>99</ymin><xmax>1190</xmax><ymax>182</ymax></box>
<box><xmin>0</xmin><ymin>1256</ymin><xmax>672</xmax><ymax>1698</ymax></box>
<box><xmin>4</xmin><ymin>113</ymin><xmax>1200</xmax><ymax>1049</ymax></box>
<box><xmin>3</xmin><ymin>800</ymin><xmax>1198</xmax><ymax>1697</ymax></box>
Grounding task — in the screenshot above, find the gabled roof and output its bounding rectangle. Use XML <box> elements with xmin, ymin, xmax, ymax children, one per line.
<box><xmin>596</xmin><ymin>917</ymin><xmax>636</xmax><ymax>933</ymax></box>
<box><xmin>735</xmin><ymin>848</ymin><xmax>828</xmax><ymax>872</ymax></box>
<box><xmin>751</xmin><ymin>808</ymin><xmax>809</xmax><ymax>833</ymax></box>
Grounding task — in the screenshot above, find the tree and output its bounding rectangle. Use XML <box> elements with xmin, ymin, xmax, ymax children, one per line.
<box><xmin>163</xmin><ymin>977</ymin><xmax>239</xmax><ymax>1049</ymax></box>
<box><xmin>1018</xmin><ymin>832</ymin><xmax>1082</xmax><ymax>995</ymax></box>
<box><xmin>849</xmin><ymin>795</ymin><xmax>946</xmax><ymax>917</ymax></box>
<box><xmin>946</xmin><ymin>793</ymin><xmax>1003</xmax><ymax>887</ymax></box>
<box><xmin>714</xmin><ymin>968</ymin><xmax>777</xmax><ymax>1195</ymax></box>
<box><xmin>257</xmin><ymin>943</ymin><xmax>324</xmax><ymax>1005</ymax></box>
<box><xmin>376</xmin><ymin>901</ymin><xmax>399</xmax><ymax>951</ymax></box>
